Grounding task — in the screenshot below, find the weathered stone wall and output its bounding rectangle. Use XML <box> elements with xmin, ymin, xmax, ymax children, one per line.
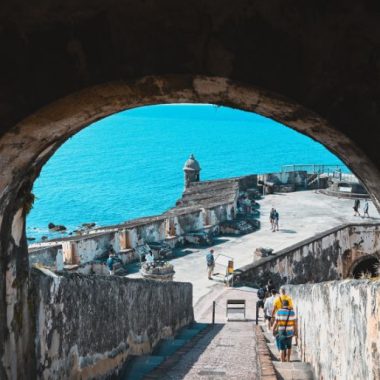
<box><xmin>28</xmin><ymin>176</ymin><xmax>240</xmax><ymax>265</ymax></box>
<box><xmin>31</xmin><ymin>268</ymin><xmax>193</xmax><ymax>379</ymax></box>
<box><xmin>239</xmin><ymin>223</ymin><xmax>380</xmax><ymax>287</ymax></box>
<box><xmin>73</xmin><ymin>232</ymin><xmax>119</xmax><ymax>263</ymax></box>
<box><xmin>29</xmin><ymin>245</ymin><xmax>63</xmax><ymax>270</ymax></box>
<box><xmin>135</xmin><ymin>220</ymin><xmax>167</xmax><ymax>244</ymax></box>
<box><xmin>172</xmin><ymin>211</ymin><xmax>205</xmax><ymax>235</ymax></box>
<box><xmin>286</xmin><ymin>280</ymin><xmax>380</xmax><ymax>380</ymax></box>
<box><xmin>259</xmin><ymin>171</ymin><xmax>308</xmax><ymax>191</ymax></box>
<box><xmin>237</xmin><ymin>175</ymin><xmax>258</xmax><ymax>191</ymax></box>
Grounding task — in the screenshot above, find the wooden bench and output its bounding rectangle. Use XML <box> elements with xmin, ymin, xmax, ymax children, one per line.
<box><xmin>226</xmin><ymin>299</ymin><xmax>246</xmax><ymax>321</ymax></box>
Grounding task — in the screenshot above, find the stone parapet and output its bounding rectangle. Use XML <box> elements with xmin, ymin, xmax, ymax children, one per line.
<box><xmin>239</xmin><ymin>222</ymin><xmax>380</xmax><ymax>287</ymax></box>
<box><xmin>286</xmin><ymin>280</ymin><xmax>380</xmax><ymax>380</ymax></box>
<box><xmin>31</xmin><ymin>268</ymin><xmax>193</xmax><ymax>379</ymax></box>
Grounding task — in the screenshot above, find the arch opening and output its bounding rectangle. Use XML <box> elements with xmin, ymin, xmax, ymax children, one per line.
<box><xmin>352</xmin><ymin>256</ymin><xmax>380</xmax><ymax>279</ymax></box>
<box><xmin>26</xmin><ymin>103</ymin><xmax>351</xmax><ymax>243</ymax></box>
<box><xmin>2</xmin><ymin>75</ymin><xmax>380</xmax><ymax>379</ymax></box>
<box><xmin>2</xmin><ymin>75</ymin><xmax>380</xmax><ymax>213</ymax></box>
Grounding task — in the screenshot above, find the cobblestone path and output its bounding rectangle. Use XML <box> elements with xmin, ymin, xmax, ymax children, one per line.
<box><xmin>158</xmin><ymin>322</ymin><xmax>259</xmax><ymax>380</ymax></box>
<box><xmin>156</xmin><ymin>287</ymin><xmax>260</xmax><ymax>380</ymax></box>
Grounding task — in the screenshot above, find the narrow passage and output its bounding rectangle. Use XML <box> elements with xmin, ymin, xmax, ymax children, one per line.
<box><xmin>156</xmin><ymin>287</ymin><xmax>260</xmax><ymax>380</ymax></box>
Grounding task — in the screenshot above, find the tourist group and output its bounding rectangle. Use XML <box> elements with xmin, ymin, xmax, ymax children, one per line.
<box><xmin>257</xmin><ymin>280</ymin><xmax>298</xmax><ymax>362</ymax></box>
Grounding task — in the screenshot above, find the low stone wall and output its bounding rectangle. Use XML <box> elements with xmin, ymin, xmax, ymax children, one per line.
<box><xmin>29</xmin><ymin>245</ymin><xmax>63</xmax><ymax>270</ymax></box>
<box><xmin>259</xmin><ymin>171</ymin><xmax>308</xmax><ymax>190</ymax></box>
<box><xmin>31</xmin><ymin>268</ymin><xmax>193</xmax><ymax>379</ymax></box>
<box><xmin>239</xmin><ymin>223</ymin><xmax>380</xmax><ymax>287</ymax></box>
<box><xmin>286</xmin><ymin>280</ymin><xmax>380</xmax><ymax>380</ymax></box>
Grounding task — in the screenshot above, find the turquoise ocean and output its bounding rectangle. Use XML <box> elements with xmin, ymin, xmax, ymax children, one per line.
<box><xmin>27</xmin><ymin>105</ymin><xmax>347</xmax><ymax>241</ymax></box>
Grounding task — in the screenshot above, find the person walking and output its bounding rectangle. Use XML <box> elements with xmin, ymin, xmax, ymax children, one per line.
<box><xmin>206</xmin><ymin>249</ymin><xmax>215</xmax><ymax>280</ymax></box>
<box><xmin>269</xmin><ymin>208</ymin><xmax>275</xmax><ymax>231</ymax></box>
<box><xmin>273</xmin><ymin>209</ymin><xmax>279</xmax><ymax>231</ymax></box>
<box><xmin>106</xmin><ymin>252</ymin><xmax>115</xmax><ymax>275</ymax></box>
<box><xmin>264</xmin><ymin>289</ymin><xmax>277</xmax><ymax>330</ymax></box>
<box><xmin>353</xmin><ymin>199</ymin><xmax>361</xmax><ymax>216</ymax></box>
<box><xmin>272</xmin><ymin>299</ymin><xmax>298</xmax><ymax>362</ymax></box>
<box><xmin>363</xmin><ymin>200</ymin><xmax>370</xmax><ymax>218</ymax></box>
<box><xmin>256</xmin><ymin>286</ymin><xmax>267</xmax><ymax>324</ymax></box>
<box><xmin>272</xmin><ymin>286</ymin><xmax>294</xmax><ymax>317</ymax></box>
<box><xmin>266</xmin><ymin>279</ymin><xmax>275</xmax><ymax>295</ymax></box>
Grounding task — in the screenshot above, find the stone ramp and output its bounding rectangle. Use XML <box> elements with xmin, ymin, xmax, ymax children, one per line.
<box><xmin>155</xmin><ymin>322</ymin><xmax>259</xmax><ymax>380</ymax></box>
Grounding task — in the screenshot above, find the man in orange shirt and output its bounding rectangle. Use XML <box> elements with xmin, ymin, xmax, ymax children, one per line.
<box><xmin>272</xmin><ymin>286</ymin><xmax>294</xmax><ymax>318</ymax></box>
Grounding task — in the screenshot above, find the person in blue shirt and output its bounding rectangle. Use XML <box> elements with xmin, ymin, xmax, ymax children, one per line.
<box><xmin>206</xmin><ymin>249</ymin><xmax>215</xmax><ymax>280</ymax></box>
<box><xmin>106</xmin><ymin>252</ymin><xmax>115</xmax><ymax>275</ymax></box>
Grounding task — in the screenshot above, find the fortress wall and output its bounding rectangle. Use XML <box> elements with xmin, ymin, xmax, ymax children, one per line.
<box><xmin>134</xmin><ymin>219</ymin><xmax>167</xmax><ymax>243</ymax></box>
<box><xmin>28</xmin><ymin>174</ymin><xmax>249</xmax><ymax>266</ymax></box>
<box><xmin>32</xmin><ymin>268</ymin><xmax>193</xmax><ymax>380</ymax></box>
<box><xmin>209</xmin><ymin>204</ymin><xmax>230</xmax><ymax>225</ymax></box>
<box><xmin>29</xmin><ymin>245</ymin><xmax>63</xmax><ymax>270</ymax></box>
<box><xmin>175</xmin><ymin>210</ymin><xmax>204</xmax><ymax>234</ymax></box>
<box><xmin>74</xmin><ymin>232</ymin><xmax>119</xmax><ymax>262</ymax></box>
<box><xmin>259</xmin><ymin>171</ymin><xmax>307</xmax><ymax>187</ymax></box>
<box><xmin>239</xmin><ymin>223</ymin><xmax>380</xmax><ymax>287</ymax></box>
<box><xmin>237</xmin><ymin>174</ymin><xmax>258</xmax><ymax>190</ymax></box>
<box><xmin>287</xmin><ymin>280</ymin><xmax>380</xmax><ymax>380</ymax></box>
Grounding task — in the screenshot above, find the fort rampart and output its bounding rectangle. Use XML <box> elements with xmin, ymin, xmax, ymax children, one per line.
<box><xmin>239</xmin><ymin>223</ymin><xmax>380</xmax><ymax>286</ymax></box>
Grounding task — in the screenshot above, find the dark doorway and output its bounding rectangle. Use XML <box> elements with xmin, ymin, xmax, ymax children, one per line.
<box><xmin>352</xmin><ymin>257</ymin><xmax>379</xmax><ymax>279</ymax></box>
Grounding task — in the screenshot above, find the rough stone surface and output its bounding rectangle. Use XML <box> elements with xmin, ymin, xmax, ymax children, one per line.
<box><xmin>239</xmin><ymin>223</ymin><xmax>380</xmax><ymax>287</ymax></box>
<box><xmin>287</xmin><ymin>280</ymin><xmax>380</xmax><ymax>380</ymax></box>
<box><xmin>31</xmin><ymin>268</ymin><xmax>193</xmax><ymax>379</ymax></box>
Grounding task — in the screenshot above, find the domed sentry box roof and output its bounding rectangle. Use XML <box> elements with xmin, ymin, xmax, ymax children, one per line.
<box><xmin>183</xmin><ymin>154</ymin><xmax>201</xmax><ymax>171</ymax></box>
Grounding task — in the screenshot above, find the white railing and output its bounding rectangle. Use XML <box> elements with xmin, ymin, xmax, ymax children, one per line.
<box><xmin>281</xmin><ymin>164</ymin><xmax>349</xmax><ymax>175</ymax></box>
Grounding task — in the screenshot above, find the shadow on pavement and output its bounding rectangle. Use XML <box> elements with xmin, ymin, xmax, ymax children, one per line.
<box><xmin>158</xmin><ymin>324</ymin><xmax>224</xmax><ymax>379</ymax></box>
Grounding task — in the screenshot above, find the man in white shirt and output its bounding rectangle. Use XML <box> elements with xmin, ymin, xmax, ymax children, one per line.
<box><xmin>145</xmin><ymin>251</ymin><xmax>155</xmax><ymax>265</ymax></box>
<box><xmin>263</xmin><ymin>289</ymin><xmax>277</xmax><ymax>329</ymax></box>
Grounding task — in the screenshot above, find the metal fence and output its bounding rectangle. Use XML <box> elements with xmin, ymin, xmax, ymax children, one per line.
<box><xmin>281</xmin><ymin>164</ymin><xmax>349</xmax><ymax>175</ymax></box>
<box><xmin>281</xmin><ymin>164</ymin><xmax>360</xmax><ymax>184</ymax></box>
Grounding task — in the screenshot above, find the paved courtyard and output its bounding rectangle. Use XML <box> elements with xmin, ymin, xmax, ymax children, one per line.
<box><xmin>129</xmin><ymin>191</ymin><xmax>380</xmax><ymax>305</ymax></box>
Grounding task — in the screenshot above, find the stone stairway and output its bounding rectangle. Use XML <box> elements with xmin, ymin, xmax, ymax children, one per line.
<box><xmin>260</xmin><ymin>324</ymin><xmax>314</xmax><ymax>380</ymax></box>
<box><xmin>120</xmin><ymin>323</ymin><xmax>210</xmax><ymax>379</ymax></box>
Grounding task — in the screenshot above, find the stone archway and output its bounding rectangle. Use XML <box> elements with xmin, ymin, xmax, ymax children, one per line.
<box><xmin>350</xmin><ymin>254</ymin><xmax>380</xmax><ymax>279</ymax></box>
<box><xmin>1</xmin><ymin>75</ymin><xmax>380</xmax><ymax>378</ymax></box>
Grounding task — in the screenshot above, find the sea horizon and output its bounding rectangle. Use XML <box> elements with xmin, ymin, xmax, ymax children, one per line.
<box><xmin>27</xmin><ymin>104</ymin><xmax>348</xmax><ymax>242</ymax></box>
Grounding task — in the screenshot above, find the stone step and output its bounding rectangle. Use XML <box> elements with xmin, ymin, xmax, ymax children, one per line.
<box><xmin>273</xmin><ymin>361</ymin><xmax>314</xmax><ymax>380</ymax></box>
<box><xmin>259</xmin><ymin>324</ymin><xmax>315</xmax><ymax>379</ymax></box>
<box><xmin>267</xmin><ymin>342</ymin><xmax>299</xmax><ymax>362</ymax></box>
